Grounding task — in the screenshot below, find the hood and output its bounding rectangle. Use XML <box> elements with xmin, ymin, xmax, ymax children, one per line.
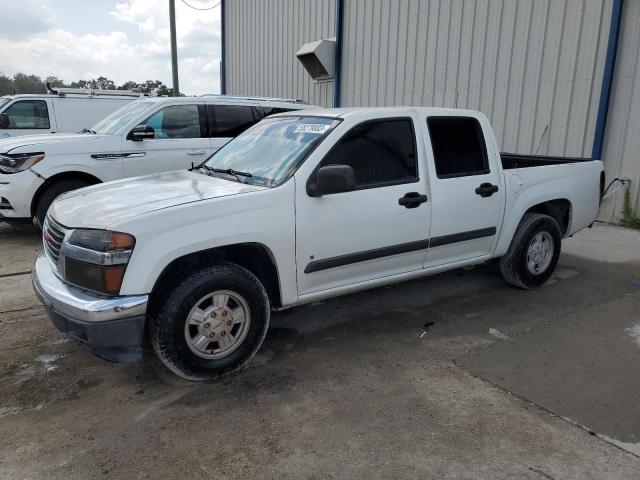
<box><xmin>49</xmin><ymin>169</ymin><xmax>267</xmax><ymax>229</ymax></box>
<box><xmin>0</xmin><ymin>133</ymin><xmax>103</xmax><ymax>154</ymax></box>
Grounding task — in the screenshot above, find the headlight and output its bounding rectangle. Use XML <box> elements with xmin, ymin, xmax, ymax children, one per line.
<box><xmin>0</xmin><ymin>152</ymin><xmax>45</xmax><ymax>173</ymax></box>
<box><xmin>61</xmin><ymin>229</ymin><xmax>135</xmax><ymax>296</ymax></box>
<box><xmin>68</xmin><ymin>229</ymin><xmax>135</xmax><ymax>252</ymax></box>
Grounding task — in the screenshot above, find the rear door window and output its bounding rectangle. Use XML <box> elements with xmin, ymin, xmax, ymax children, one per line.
<box><xmin>207</xmin><ymin>105</ymin><xmax>259</xmax><ymax>138</ymax></box>
<box><xmin>427</xmin><ymin>117</ymin><xmax>489</xmax><ymax>178</ymax></box>
<box><xmin>4</xmin><ymin>100</ymin><xmax>50</xmax><ymax>129</ymax></box>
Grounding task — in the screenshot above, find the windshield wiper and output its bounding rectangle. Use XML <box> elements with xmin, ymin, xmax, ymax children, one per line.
<box><xmin>200</xmin><ymin>165</ymin><xmax>253</xmax><ymax>184</ymax></box>
<box><xmin>80</xmin><ymin>128</ymin><xmax>96</xmax><ymax>134</ymax></box>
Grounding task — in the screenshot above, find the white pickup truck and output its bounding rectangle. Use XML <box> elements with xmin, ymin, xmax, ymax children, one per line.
<box><xmin>32</xmin><ymin>107</ymin><xmax>604</xmax><ymax>380</ymax></box>
<box><xmin>0</xmin><ymin>95</ymin><xmax>313</xmax><ymax>226</ymax></box>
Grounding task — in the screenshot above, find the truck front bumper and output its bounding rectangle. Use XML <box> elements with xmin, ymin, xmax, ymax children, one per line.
<box><xmin>31</xmin><ymin>253</ymin><xmax>148</xmax><ymax>363</ymax></box>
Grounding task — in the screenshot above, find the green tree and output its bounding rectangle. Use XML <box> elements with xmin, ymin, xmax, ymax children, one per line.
<box><xmin>0</xmin><ymin>74</ymin><xmax>14</xmax><ymax>95</ymax></box>
<box><xmin>45</xmin><ymin>76</ymin><xmax>66</xmax><ymax>89</ymax></box>
<box><xmin>12</xmin><ymin>73</ymin><xmax>46</xmax><ymax>94</ymax></box>
<box><xmin>118</xmin><ymin>80</ymin><xmax>140</xmax><ymax>91</ymax></box>
<box><xmin>92</xmin><ymin>76</ymin><xmax>116</xmax><ymax>90</ymax></box>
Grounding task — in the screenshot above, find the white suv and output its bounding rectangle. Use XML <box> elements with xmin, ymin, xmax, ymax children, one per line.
<box><xmin>0</xmin><ymin>95</ymin><xmax>314</xmax><ymax>226</ymax></box>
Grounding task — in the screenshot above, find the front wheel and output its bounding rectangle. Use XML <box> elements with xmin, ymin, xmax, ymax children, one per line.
<box><xmin>150</xmin><ymin>262</ymin><xmax>270</xmax><ymax>381</ymax></box>
<box><xmin>499</xmin><ymin>213</ymin><xmax>562</xmax><ymax>289</ymax></box>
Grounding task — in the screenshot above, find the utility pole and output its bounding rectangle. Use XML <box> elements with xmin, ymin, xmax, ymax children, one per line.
<box><xmin>169</xmin><ymin>0</ymin><xmax>180</xmax><ymax>96</ymax></box>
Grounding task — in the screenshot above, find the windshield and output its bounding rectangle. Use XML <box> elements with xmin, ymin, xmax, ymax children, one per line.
<box><xmin>91</xmin><ymin>100</ymin><xmax>154</xmax><ymax>135</ymax></box>
<box><xmin>0</xmin><ymin>98</ymin><xmax>9</xmax><ymax>110</ymax></box>
<box><xmin>204</xmin><ymin>116</ymin><xmax>340</xmax><ymax>187</ymax></box>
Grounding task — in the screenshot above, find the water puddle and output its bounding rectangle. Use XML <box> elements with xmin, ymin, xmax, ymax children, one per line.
<box><xmin>14</xmin><ymin>353</ymin><xmax>66</xmax><ymax>384</ymax></box>
<box><xmin>626</xmin><ymin>323</ymin><xmax>640</xmax><ymax>349</ymax></box>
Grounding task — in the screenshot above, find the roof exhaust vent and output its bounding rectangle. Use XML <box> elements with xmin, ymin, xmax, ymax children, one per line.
<box><xmin>296</xmin><ymin>38</ymin><xmax>336</xmax><ymax>82</ymax></box>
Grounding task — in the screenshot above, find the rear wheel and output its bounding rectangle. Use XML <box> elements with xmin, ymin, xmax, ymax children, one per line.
<box><xmin>499</xmin><ymin>213</ymin><xmax>561</xmax><ymax>289</ymax></box>
<box><xmin>35</xmin><ymin>179</ymin><xmax>90</xmax><ymax>228</ymax></box>
<box><xmin>150</xmin><ymin>262</ymin><xmax>270</xmax><ymax>381</ymax></box>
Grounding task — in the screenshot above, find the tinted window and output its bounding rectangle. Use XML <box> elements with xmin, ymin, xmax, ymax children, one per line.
<box><xmin>208</xmin><ymin>105</ymin><xmax>257</xmax><ymax>137</ymax></box>
<box><xmin>4</xmin><ymin>100</ymin><xmax>50</xmax><ymax>129</ymax></box>
<box><xmin>427</xmin><ymin>117</ymin><xmax>488</xmax><ymax>178</ymax></box>
<box><xmin>261</xmin><ymin>107</ymin><xmax>293</xmax><ymax>117</ymax></box>
<box><xmin>142</xmin><ymin>105</ymin><xmax>202</xmax><ymax>139</ymax></box>
<box><xmin>321</xmin><ymin>119</ymin><xmax>417</xmax><ymax>188</ymax></box>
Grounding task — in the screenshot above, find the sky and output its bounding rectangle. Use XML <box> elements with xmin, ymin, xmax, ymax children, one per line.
<box><xmin>0</xmin><ymin>0</ymin><xmax>221</xmax><ymax>95</ymax></box>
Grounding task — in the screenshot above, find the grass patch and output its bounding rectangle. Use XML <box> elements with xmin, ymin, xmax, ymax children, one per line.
<box><xmin>620</xmin><ymin>184</ymin><xmax>640</xmax><ymax>230</ymax></box>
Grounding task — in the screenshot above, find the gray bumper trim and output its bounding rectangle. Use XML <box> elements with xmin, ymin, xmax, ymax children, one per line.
<box><xmin>32</xmin><ymin>253</ymin><xmax>148</xmax><ymax>323</ymax></box>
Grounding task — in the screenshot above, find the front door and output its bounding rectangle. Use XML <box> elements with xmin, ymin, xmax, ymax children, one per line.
<box><xmin>295</xmin><ymin>117</ymin><xmax>431</xmax><ymax>295</ymax></box>
<box><xmin>0</xmin><ymin>99</ymin><xmax>55</xmax><ymax>138</ymax></box>
<box><xmin>423</xmin><ymin>116</ymin><xmax>504</xmax><ymax>266</ymax></box>
<box><xmin>123</xmin><ymin>103</ymin><xmax>212</xmax><ymax>177</ymax></box>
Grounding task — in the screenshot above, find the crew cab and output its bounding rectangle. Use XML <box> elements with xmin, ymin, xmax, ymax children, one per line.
<box><xmin>0</xmin><ymin>95</ymin><xmax>314</xmax><ymax>226</ymax></box>
<box><xmin>32</xmin><ymin>107</ymin><xmax>604</xmax><ymax>380</ymax></box>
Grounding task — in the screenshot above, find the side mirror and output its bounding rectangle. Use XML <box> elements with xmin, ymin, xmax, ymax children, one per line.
<box><xmin>0</xmin><ymin>113</ymin><xmax>9</xmax><ymax>129</ymax></box>
<box><xmin>309</xmin><ymin>164</ymin><xmax>356</xmax><ymax>196</ymax></box>
<box><xmin>128</xmin><ymin>124</ymin><xmax>154</xmax><ymax>141</ymax></box>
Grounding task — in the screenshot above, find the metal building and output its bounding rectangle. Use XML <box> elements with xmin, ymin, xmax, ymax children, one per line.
<box><xmin>221</xmin><ymin>0</ymin><xmax>640</xmax><ymax>222</ymax></box>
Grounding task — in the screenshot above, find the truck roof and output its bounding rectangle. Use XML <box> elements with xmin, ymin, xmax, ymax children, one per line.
<box><xmin>138</xmin><ymin>95</ymin><xmax>311</xmax><ymax>107</ymax></box>
<box><xmin>272</xmin><ymin>106</ymin><xmax>485</xmax><ymax>119</ymax></box>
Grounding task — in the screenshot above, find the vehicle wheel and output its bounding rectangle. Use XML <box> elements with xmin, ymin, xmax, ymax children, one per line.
<box><xmin>35</xmin><ymin>179</ymin><xmax>90</xmax><ymax>228</ymax></box>
<box><xmin>499</xmin><ymin>213</ymin><xmax>561</xmax><ymax>289</ymax></box>
<box><xmin>150</xmin><ymin>262</ymin><xmax>270</xmax><ymax>381</ymax></box>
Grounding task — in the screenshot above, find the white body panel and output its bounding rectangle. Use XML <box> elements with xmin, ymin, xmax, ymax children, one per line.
<box><xmin>0</xmin><ymin>96</ymin><xmax>315</xmax><ymax>219</ymax></box>
<box><xmin>0</xmin><ymin>94</ymin><xmax>134</xmax><ymax>138</ymax></box>
<box><xmin>44</xmin><ymin>107</ymin><xmax>603</xmax><ymax>309</ymax></box>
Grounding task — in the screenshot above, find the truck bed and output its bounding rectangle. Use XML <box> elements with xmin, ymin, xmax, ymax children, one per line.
<box><xmin>501</xmin><ymin>153</ymin><xmax>592</xmax><ymax>170</ymax></box>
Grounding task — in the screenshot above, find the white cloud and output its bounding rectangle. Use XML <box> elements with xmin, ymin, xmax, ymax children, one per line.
<box><xmin>0</xmin><ymin>0</ymin><xmax>220</xmax><ymax>95</ymax></box>
<box><xmin>0</xmin><ymin>0</ymin><xmax>56</xmax><ymax>38</ymax></box>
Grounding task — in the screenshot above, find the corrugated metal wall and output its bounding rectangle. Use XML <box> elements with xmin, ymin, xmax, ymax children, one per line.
<box><xmin>599</xmin><ymin>0</ymin><xmax>640</xmax><ymax>221</ymax></box>
<box><xmin>224</xmin><ymin>0</ymin><xmax>335</xmax><ymax>107</ymax></box>
<box><xmin>224</xmin><ymin>0</ymin><xmax>640</xmax><ymax>220</ymax></box>
<box><xmin>340</xmin><ymin>0</ymin><xmax>612</xmax><ymax>157</ymax></box>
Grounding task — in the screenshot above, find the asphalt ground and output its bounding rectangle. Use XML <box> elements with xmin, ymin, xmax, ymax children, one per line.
<box><xmin>0</xmin><ymin>222</ymin><xmax>639</xmax><ymax>479</ymax></box>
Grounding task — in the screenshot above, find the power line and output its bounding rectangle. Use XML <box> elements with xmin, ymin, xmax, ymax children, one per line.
<box><xmin>181</xmin><ymin>0</ymin><xmax>220</xmax><ymax>10</ymax></box>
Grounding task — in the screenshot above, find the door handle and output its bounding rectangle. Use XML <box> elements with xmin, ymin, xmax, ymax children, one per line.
<box><xmin>475</xmin><ymin>183</ymin><xmax>499</xmax><ymax>197</ymax></box>
<box><xmin>187</xmin><ymin>150</ymin><xmax>207</xmax><ymax>155</ymax></box>
<box><xmin>398</xmin><ymin>192</ymin><xmax>428</xmax><ymax>208</ymax></box>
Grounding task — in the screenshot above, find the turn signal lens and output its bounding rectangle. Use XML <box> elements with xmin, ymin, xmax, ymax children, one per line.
<box><xmin>103</xmin><ymin>265</ymin><xmax>127</xmax><ymax>295</ymax></box>
<box><xmin>108</xmin><ymin>232</ymin><xmax>135</xmax><ymax>250</ymax></box>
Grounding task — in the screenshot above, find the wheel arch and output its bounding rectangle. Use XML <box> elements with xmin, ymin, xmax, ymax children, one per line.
<box><xmin>523</xmin><ymin>198</ymin><xmax>572</xmax><ymax>237</ymax></box>
<box><xmin>30</xmin><ymin>171</ymin><xmax>102</xmax><ymax>217</ymax></box>
<box><xmin>149</xmin><ymin>242</ymin><xmax>283</xmax><ymax>314</ymax></box>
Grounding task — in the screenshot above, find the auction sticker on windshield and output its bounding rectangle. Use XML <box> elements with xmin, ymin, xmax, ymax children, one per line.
<box><xmin>294</xmin><ymin>124</ymin><xmax>333</xmax><ymax>134</ymax></box>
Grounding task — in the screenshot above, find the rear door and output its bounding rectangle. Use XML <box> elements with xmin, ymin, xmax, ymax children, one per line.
<box><xmin>206</xmin><ymin>104</ymin><xmax>262</xmax><ymax>152</ymax></box>
<box><xmin>122</xmin><ymin>103</ymin><xmax>212</xmax><ymax>177</ymax></box>
<box><xmin>0</xmin><ymin>99</ymin><xmax>55</xmax><ymax>137</ymax></box>
<box><xmin>295</xmin><ymin>116</ymin><xmax>431</xmax><ymax>295</ymax></box>
<box><xmin>423</xmin><ymin>115</ymin><xmax>504</xmax><ymax>266</ymax></box>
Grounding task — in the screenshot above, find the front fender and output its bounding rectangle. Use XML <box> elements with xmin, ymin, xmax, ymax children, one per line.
<box><xmin>118</xmin><ymin>181</ymin><xmax>298</xmax><ymax>306</ymax></box>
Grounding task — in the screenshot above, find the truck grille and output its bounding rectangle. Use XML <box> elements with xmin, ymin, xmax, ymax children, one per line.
<box><xmin>43</xmin><ymin>215</ymin><xmax>68</xmax><ymax>265</ymax></box>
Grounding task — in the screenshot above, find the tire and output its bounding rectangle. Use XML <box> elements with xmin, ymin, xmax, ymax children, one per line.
<box><xmin>35</xmin><ymin>179</ymin><xmax>90</xmax><ymax>228</ymax></box>
<box><xmin>150</xmin><ymin>261</ymin><xmax>270</xmax><ymax>381</ymax></box>
<box><xmin>499</xmin><ymin>213</ymin><xmax>562</xmax><ymax>289</ymax></box>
